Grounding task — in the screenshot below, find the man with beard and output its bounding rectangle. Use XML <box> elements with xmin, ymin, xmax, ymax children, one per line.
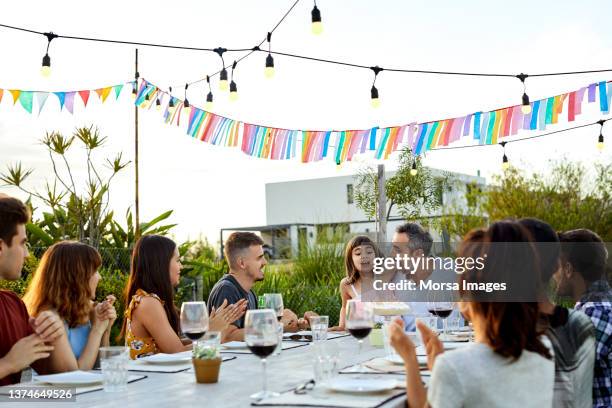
<box><xmin>208</xmin><ymin>232</ymin><xmax>304</xmax><ymax>341</ymax></box>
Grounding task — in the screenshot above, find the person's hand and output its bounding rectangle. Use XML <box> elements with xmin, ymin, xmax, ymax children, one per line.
<box><xmin>281</xmin><ymin>309</ymin><xmax>299</xmax><ymax>332</ymax></box>
<box><xmin>302</xmin><ymin>311</ymin><xmax>318</xmax><ymax>328</ymax></box>
<box><xmin>102</xmin><ymin>296</ymin><xmax>118</xmax><ymax>334</ymax></box>
<box><xmin>388</xmin><ymin>318</ymin><xmax>416</xmax><ymax>362</ymax></box>
<box><xmin>416</xmin><ymin>320</ymin><xmax>444</xmax><ymax>370</ymax></box>
<box><xmin>2</xmin><ymin>334</ymin><xmax>54</xmax><ymax>373</ymax></box>
<box><xmin>92</xmin><ymin>300</ymin><xmax>114</xmax><ymax>335</ymax></box>
<box><xmin>209</xmin><ymin>299</ymin><xmax>248</xmax><ymax>332</ymax></box>
<box><xmin>29</xmin><ymin>310</ymin><xmax>64</xmax><ymax>342</ymax></box>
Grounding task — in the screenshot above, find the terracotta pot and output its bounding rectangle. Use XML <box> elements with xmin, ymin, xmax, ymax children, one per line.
<box><xmin>192</xmin><ymin>358</ymin><xmax>221</xmax><ymax>383</ymax></box>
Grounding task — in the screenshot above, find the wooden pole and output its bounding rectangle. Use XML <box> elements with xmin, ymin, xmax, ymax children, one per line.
<box><xmin>377</xmin><ymin>164</ymin><xmax>387</xmax><ymax>245</ymax></box>
<box><xmin>134</xmin><ymin>48</ymin><xmax>141</xmax><ymax>240</ymax></box>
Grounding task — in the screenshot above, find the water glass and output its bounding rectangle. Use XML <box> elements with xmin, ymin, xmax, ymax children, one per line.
<box><xmin>313</xmin><ymin>354</ymin><xmax>339</xmax><ymax>385</ymax></box>
<box><xmin>311</xmin><ymin>315</ymin><xmax>329</xmax><ymax>342</ymax></box>
<box><xmin>99</xmin><ymin>346</ymin><xmax>128</xmax><ymax>392</ymax></box>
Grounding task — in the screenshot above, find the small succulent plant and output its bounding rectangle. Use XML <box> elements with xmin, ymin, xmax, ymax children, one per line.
<box><xmin>193</xmin><ymin>344</ymin><xmax>220</xmax><ymax>360</ymax></box>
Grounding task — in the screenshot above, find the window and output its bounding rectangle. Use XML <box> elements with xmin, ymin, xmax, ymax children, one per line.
<box><xmin>347</xmin><ymin>184</ymin><xmax>354</xmax><ymax>204</ymax></box>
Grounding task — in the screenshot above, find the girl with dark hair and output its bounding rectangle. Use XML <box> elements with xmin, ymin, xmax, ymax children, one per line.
<box><xmin>120</xmin><ymin>235</ymin><xmax>246</xmax><ymax>359</ymax></box>
<box><xmin>389</xmin><ymin>221</ymin><xmax>554</xmax><ymax>408</ymax></box>
<box><xmin>331</xmin><ymin>235</ymin><xmax>388</xmax><ymax>330</ymax></box>
<box><xmin>23</xmin><ymin>241</ymin><xmax>117</xmax><ymax>371</ymax></box>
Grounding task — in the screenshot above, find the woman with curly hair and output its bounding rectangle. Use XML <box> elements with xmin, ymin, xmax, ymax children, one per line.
<box><xmin>23</xmin><ymin>241</ymin><xmax>117</xmax><ymax>371</ymax></box>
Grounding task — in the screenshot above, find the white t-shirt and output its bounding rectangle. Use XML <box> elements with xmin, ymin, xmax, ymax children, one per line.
<box><xmin>428</xmin><ymin>342</ymin><xmax>555</xmax><ymax>408</ymax></box>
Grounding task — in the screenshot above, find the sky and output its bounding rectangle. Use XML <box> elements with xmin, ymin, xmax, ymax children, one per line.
<box><xmin>0</xmin><ymin>0</ymin><xmax>611</xmax><ymax>246</ymax></box>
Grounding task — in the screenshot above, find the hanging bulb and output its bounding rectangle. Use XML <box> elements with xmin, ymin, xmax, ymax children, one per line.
<box><xmin>371</xmin><ymin>86</ymin><xmax>380</xmax><ymax>108</ymax></box>
<box><xmin>145</xmin><ymin>92</ymin><xmax>150</xmax><ymax>101</ymax></box>
<box><xmin>156</xmin><ymin>98</ymin><xmax>161</xmax><ymax>111</ymax></box>
<box><xmin>410</xmin><ymin>160</ymin><xmax>418</xmax><ymax>176</ymax></box>
<box><xmin>183</xmin><ymin>99</ymin><xmax>191</xmax><ymax>115</ymax></box>
<box><xmin>219</xmin><ymin>68</ymin><xmax>229</xmax><ymax>91</ymax></box>
<box><xmin>265</xmin><ymin>54</ymin><xmax>275</xmax><ymax>79</ymax></box>
<box><xmin>229</xmin><ymin>80</ymin><xmax>238</xmax><ymax>102</ymax></box>
<box><xmin>311</xmin><ymin>5</ymin><xmax>323</xmax><ymax>35</ymax></box>
<box><xmin>502</xmin><ymin>154</ymin><xmax>510</xmax><ymax>170</ymax></box>
<box><xmin>521</xmin><ymin>93</ymin><xmax>531</xmax><ymax>115</ymax></box>
<box><xmin>598</xmin><ymin>133</ymin><xmax>604</xmax><ymax>151</ymax></box>
<box><xmin>205</xmin><ymin>92</ymin><xmax>214</xmax><ymax>111</ymax></box>
<box><xmin>41</xmin><ymin>54</ymin><xmax>51</xmax><ymax>77</ymax></box>
<box><xmin>131</xmin><ymin>83</ymin><xmax>138</xmax><ymax>100</ymax></box>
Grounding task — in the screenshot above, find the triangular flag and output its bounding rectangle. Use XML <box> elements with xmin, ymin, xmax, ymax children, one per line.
<box><xmin>9</xmin><ymin>90</ymin><xmax>21</xmax><ymax>105</ymax></box>
<box><xmin>36</xmin><ymin>92</ymin><xmax>49</xmax><ymax>114</ymax></box>
<box><xmin>94</xmin><ymin>88</ymin><xmax>104</xmax><ymax>99</ymax></box>
<box><xmin>100</xmin><ymin>86</ymin><xmax>112</xmax><ymax>103</ymax></box>
<box><xmin>18</xmin><ymin>91</ymin><xmax>33</xmax><ymax>114</ymax></box>
<box><xmin>0</xmin><ymin>89</ymin><xmax>4</xmax><ymax>103</ymax></box>
<box><xmin>78</xmin><ymin>90</ymin><xmax>90</xmax><ymax>107</ymax></box>
<box><xmin>113</xmin><ymin>84</ymin><xmax>124</xmax><ymax>100</ymax></box>
<box><xmin>65</xmin><ymin>92</ymin><xmax>76</xmax><ymax>114</ymax></box>
<box><xmin>54</xmin><ymin>92</ymin><xmax>66</xmax><ymax>110</ymax></box>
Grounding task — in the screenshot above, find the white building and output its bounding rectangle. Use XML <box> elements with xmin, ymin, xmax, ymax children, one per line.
<box><xmin>221</xmin><ymin>168</ymin><xmax>486</xmax><ymax>258</ymax></box>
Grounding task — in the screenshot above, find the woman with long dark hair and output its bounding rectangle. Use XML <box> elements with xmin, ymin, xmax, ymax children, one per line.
<box><xmin>120</xmin><ymin>235</ymin><xmax>246</xmax><ymax>359</ymax></box>
<box><xmin>389</xmin><ymin>221</ymin><xmax>554</xmax><ymax>407</ymax></box>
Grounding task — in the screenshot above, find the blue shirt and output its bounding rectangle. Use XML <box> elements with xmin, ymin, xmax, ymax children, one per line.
<box><xmin>65</xmin><ymin>321</ymin><xmax>91</xmax><ymax>359</ymax></box>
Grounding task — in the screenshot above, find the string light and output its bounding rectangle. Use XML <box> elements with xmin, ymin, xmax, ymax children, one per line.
<box><xmin>517</xmin><ymin>73</ymin><xmax>532</xmax><ymax>115</ymax></box>
<box><xmin>40</xmin><ymin>32</ymin><xmax>57</xmax><ymax>78</ymax></box>
<box><xmin>229</xmin><ymin>60</ymin><xmax>239</xmax><ymax>102</ymax></box>
<box><xmin>155</xmin><ymin>95</ymin><xmax>161</xmax><ymax>111</ymax></box>
<box><xmin>205</xmin><ymin>76</ymin><xmax>214</xmax><ymax>111</ymax></box>
<box><xmin>214</xmin><ymin>47</ymin><xmax>229</xmax><ymax>91</ymax></box>
<box><xmin>597</xmin><ymin>119</ymin><xmax>605</xmax><ymax>151</ymax></box>
<box><xmin>311</xmin><ymin>1</ymin><xmax>323</xmax><ymax>35</ymax></box>
<box><xmin>370</xmin><ymin>66</ymin><xmax>383</xmax><ymax>108</ymax></box>
<box><xmin>131</xmin><ymin>82</ymin><xmax>138</xmax><ymax>100</ymax></box>
<box><xmin>168</xmin><ymin>87</ymin><xmax>175</xmax><ymax>111</ymax></box>
<box><xmin>410</xmin><ymin>160</ymin><xmax>418</xmax><ymax>176</ymax></box>
<box><xmin>183</xmin><ymin>83</ymin><xmax>191</xmax><ymax>115</ymax></box>
<box><xmin>500</xmin><ymin>141</ymin><xmax>510</xmax><ymax>170</ymax></box>
<box><xmin>265</xmin><ymin>32</ymin><xmax>275</xmax><ymax>79</ymax></box>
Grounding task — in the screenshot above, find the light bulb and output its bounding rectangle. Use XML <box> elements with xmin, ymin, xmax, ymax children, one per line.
<box><xmin>205</xmin><ymin>92</ymin><xmax>213</xmax><ymax>111</ymax></box>
<box><xmin>598</xmin><ymin>134</ymin><xmax>604</xmax><ymax>151</ymax></box>
<box><xmin>41</xmin><ymin>54</ymin><xmax>51</xmax><ymax>77</ymax></box>
<box><xmin>156</xmin><ymin>99</ymin><xmax>161</xmax><ymax>111</ymax></box>
<box><xmin>265</xmin><ymin>54</ymin><xmax>275</xmax><ymax>79</ymax></box>
<box><xmin>311</xmin><ymin>5</ymin><xmax>323</xmax><ymax>35</ymax></box>
<box><xmin>502</xmin><ymin>154</ymin><xmax>510</xmax><ymax>170</ymax></box>
<box><xmin>219</xmin><ymin>68</ymin><xmax>229</xmax><ymax>91</ymax></box>
<box><xmin>370</xmin><ymin>86</ymin><xmax>380</xmax><ymax>108</ymax></box>
<box><xmin>410</xmin><ymin>161</ymin><xmax>417</xmax><ymax>176</ymax></box>
<box><xmin>229</xmin><ymin>81</ymin><xmax>238</xmax><ymax>102</ymax></box>
<box><xmin>521</xmin><ymin>93</ymin><xmax>531</xmax><ymax>115</ymax></box>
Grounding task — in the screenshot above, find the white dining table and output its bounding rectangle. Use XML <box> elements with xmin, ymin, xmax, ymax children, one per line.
<box><xmin>0</xmin><ymin>335</ymin><xmax>408</xmax><ymax>408</ymax></box>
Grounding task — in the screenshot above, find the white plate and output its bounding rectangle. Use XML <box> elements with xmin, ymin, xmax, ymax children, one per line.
<box><xmin>139</xmin><ymin>352</ymin><xmax>192</xmax><ymax>365</ymax></box>
<box><xmin>34</xmin><ymin>370</ymin><xmax>103</xmax><ymax>386</ymax></box>
<box><xmin>325</xmin><ymin>377</ymin><xmax>397</xmax><ymax>393</ymax></box>
<box><xmin>222</xmin><ymin>341</ymin><xmax>248</xmax><ymax>350</ymax></box>
<box><xmin>384</xmin><ymin>354</ymin><xmax>404</xmax><ymax>365</ymax></box>
<box><xmin>283</xmin><ymin>330</ymin><xmax>312</xmax><ymax>338</ymax></box>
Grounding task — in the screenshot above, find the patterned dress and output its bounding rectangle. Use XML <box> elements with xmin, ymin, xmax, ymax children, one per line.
<box><xmin>125</xmin><ymin>289</ymin><xmax>163</xmax><ymax>360</ymax></box>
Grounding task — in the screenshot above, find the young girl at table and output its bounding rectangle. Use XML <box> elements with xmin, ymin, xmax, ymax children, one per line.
<box><xmin>119</xmin><ymin>235</ymin><xmax>247</xmax><ymax>359</ymax></box>
<box><xmin>23</xmin><ymin>241</ymin><xmax>117</xmax><ymax>371</ymax></box>
<box><xmin>389</xmin><ymin>221</ymin><xmax>554</xmax><ymax>408</ymax></box>
<box><xmin>332</xmin><ymin>235</ymin><xmax>392</xmax><ymax>330</ymax></box>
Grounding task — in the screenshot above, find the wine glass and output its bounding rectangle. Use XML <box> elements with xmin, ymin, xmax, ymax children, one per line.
<box><xmin>180</xmin><ymin>302</ymin><xmax>209</xmax><ymax>347</ymax></box>
<box><xmin>427</xmin><ymin>292</ymin><xmax>454</xmax><ymax>340</ymax></box>
<box><xmin>245</xmin><ymin>309</ymin><xmax>280</xmax><ymax>400</ymax></box>
<box><xmin>345</xmin><ymin>300</ymin><xmax>374</xmax><ymax>374</ymax></box>
<box><xmin>263</xmin><ymin>293</ymin><xmax>284</xmax><ymax>322</ymax></box>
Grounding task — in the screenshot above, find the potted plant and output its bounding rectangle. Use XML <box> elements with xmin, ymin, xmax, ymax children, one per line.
<box><xmin>192</xmin><ymin>342</ymin><xmax>222</xmax><ymax>383</ymax></box>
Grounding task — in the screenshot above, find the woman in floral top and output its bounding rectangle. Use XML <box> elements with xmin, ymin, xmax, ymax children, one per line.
<box><xmin>120</xmin><ymin>235</ymin><xmax>246</xmax><ymax>359</ymax></box>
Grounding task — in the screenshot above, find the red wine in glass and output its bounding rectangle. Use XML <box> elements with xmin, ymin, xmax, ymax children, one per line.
<box><xmin>348</xmin><ymin>327</ymin><xmax>372</xmax><ymax>340</ymax></box>
<box><xmin>248</xmin><ymin>343</ymin><xmax>278</xmax><ymax>359</ymax></box>
<box><xmin>184</xmin><ymin>331</ymin><xmax>206</xmax><ymax>341</ymax></box>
